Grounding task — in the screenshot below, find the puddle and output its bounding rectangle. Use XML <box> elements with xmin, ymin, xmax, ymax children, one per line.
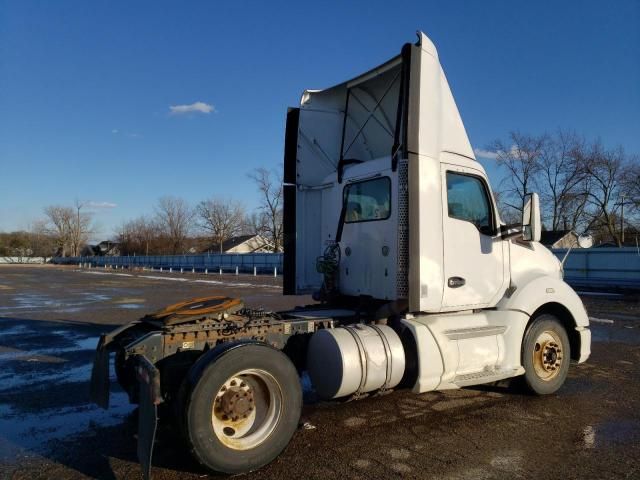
<box><xmin>78</xmin><ymin>293</ymin><xmax>111</xmax><ymax>302</ymax></box>
<box><xmin>0</xmin><ymin>291</ymin><xmax>113</xmax><ymax>315</ymax></box>
<box><xmin>581</xmin><ymin>420</ymin><xmax>640</xmax><ymax>449</ymax></box>
<box><xmin>0</xmin><ymin>319</ymin><xmax>133</xmax><ymax>462</ymax></box>
<box><xmin>591</xmin><ymin>324</ymin><xmax>640</xmax><ymax>345</ymax></box>
<box><xmin>0</xmin><ymin>363</ymin><xmax>93</xmax><ymax>392</ymax></box>
<box><xmin>0</xmin><ymin>324</ymin><xmax>31</xmax><ymax>336</ymax></box>
<box><xmin>0</xmin><ymin>390</ymin><xmax>133</xmax><ymax>462</ymax></box>
<box><xmin>0</xmin><ymin>322</ymin><xmax>100</xmax><ymax>391</ymax></box>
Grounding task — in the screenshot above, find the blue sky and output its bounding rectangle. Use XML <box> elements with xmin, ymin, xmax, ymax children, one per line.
<box><xmin>1</xmin><ymin>0</ymin><xmax>638</xmax><ymax>238</ymax></box>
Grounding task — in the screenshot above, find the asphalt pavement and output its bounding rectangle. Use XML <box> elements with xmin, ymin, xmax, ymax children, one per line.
<box><xmin>0</xmin><ymin>265</ymin><xmax>638</xmax><ymax>480</ymax></box>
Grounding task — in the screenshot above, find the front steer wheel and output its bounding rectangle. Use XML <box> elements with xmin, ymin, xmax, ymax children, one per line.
<box><xmin>521</xmin><ymin>314</ymin><xmax>571</xmax><ymax>395</ymax></box>
<box><xmin>184</xmin><ymin>344</ymin><xmax>302</xmax><ymax>474</ymax></box>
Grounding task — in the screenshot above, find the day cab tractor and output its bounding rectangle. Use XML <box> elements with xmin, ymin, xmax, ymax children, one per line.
<box><xmin>90</xmin><ymin>31</ymin><xmax>591</xmax><ymax>479</ymax></box>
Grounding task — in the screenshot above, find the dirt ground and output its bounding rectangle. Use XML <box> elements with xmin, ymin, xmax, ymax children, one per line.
<box><xmin>0</xmin><ymin>265</ymin><xmax>639</xmax><ymax>480</ymax></box>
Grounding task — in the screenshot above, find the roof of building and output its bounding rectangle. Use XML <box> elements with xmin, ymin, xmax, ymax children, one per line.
<box><xmin>221</xmin><ymin>235</ymin><xmax>259</xmax><ymax>251</ymax></box>
<box><xmin>203</xmin><ymin>234</ymin><xmax>271</xmax><ymax>253</ymax></box>
<box><xmin>540</xmin><ymin>230</ymin><xmax>574</xmax><ymax>246</ymax></box>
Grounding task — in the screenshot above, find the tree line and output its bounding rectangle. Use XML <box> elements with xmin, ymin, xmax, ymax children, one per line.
<box><xmin>490</xmin><ymin>131</ymin><xmax>639</xmax><ymax>246</ymax></box>
<box><xmin>1</xmin><ymin>134</ymin><xmax>638</xmax><ymax>257</ymax></box>
<box><xmin>0</xmin><ymin>167</ymin><xmax>283</xmax><ymax>257</ymax></box>
<box><xmin>115</xmin><ymin>167</ymin><xmax>284</xmax><ymax>255</ymax></box>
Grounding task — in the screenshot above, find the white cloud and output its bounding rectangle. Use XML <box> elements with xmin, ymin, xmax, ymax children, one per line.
<box><xmin>474</xmin><ymin>148</ymin><xmax>499</xmax><ymax>160</ymax></box>
<box><xmin>169</xmin><ymin>101</ymin><xmax>215</xmax><ymax>115</ymax></box>
<box><xmin>112</xmin><ymin>129</ymin><xmax>141</xmax><ymax>138</ymax></box>
<box><xmin>86</xmin><ymin>201</ymin><xmax>117</xmax><ymax>209</ymax></box>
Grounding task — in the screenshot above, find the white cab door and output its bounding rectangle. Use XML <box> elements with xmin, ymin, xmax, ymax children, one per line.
<box><xmin>440</xmin><ymin>166</ymin><xmax>505</xmax><ymax>309</ymax></box>
<box><xmin>339</xmin><ymin>174</ymin><xmax>397</xmax><ymax>301</ymax></box>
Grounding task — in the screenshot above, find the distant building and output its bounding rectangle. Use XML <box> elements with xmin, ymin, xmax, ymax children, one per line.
<box><xmin>203</xmin><ymin>235</ymin><xmax>273</xmax><ymax>254</ymax></box>
<box><xmin>540</xmin><ymin>230</ymin><xmax>580</xmax><ymax>249</ymax></box>
<box><xmin>82</xmin><ymin>241</ymin><xmax>121</xmax><ymax>256</ymax></box>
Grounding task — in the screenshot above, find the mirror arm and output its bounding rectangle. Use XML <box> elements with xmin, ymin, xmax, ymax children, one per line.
<box><xmin>498</xmin><ymin>223</ymin><xmax>523</xmax><ymax>240</ymax></box>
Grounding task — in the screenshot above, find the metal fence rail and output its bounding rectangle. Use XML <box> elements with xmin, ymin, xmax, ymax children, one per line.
<box><xmin>552</xmin><ymin>247</ymin><xmax>640</xmax><ymax>289</ymax></box>
<box><xmin>51</xmin><ymin>253</ymin><xmax>284</xmax><ymax>275</ymax></box>
<box><xmin>48</xmin><ymin>248</ymin><xmax>640</xmax><ymax>289</ymax></box>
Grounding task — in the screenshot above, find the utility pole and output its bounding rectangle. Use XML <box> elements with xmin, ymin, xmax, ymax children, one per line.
<box><xmin>614</xmin><ymin>195</ymin><xmax>635</xmax><ymax>246</ymax></box>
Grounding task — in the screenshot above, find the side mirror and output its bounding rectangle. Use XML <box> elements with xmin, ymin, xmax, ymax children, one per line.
<box><xmin>522</xmin><ymin>193</ymin><xmax>541</xmax><ymax>242</ymax></box>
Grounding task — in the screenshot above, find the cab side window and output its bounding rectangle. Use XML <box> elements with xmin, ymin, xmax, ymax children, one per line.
<box><xmin>446</xmin><ymin>172</ymin><xmax>494</xmax><ymax>234</ymax></box>
<box><xmin>343</xmin><ymin>177</ymin><xmax>391</xmax><ymax>223</ymax></box>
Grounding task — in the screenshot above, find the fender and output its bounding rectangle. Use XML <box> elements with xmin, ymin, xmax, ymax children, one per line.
<box><xmin>498</xmin><ymin>276</ymin><xmax>589</xmax><ymax>327</ymax></box>
<box><xmin>497</xmin><ymin>275</ymin><xmax>591</xmax><ymax>363</ymax></box>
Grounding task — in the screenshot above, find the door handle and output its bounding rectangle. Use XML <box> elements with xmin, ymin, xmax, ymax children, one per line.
<box><xmin>448</xmin><ymin>277</ymin><xmax>466</xmax><ymax>288</ymax></box>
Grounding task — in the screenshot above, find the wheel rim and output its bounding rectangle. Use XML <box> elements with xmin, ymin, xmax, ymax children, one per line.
<box><xmin>531</xmin><ymin>330</ymin><xmax>564</xmax><ymax>381</ymax></box>
<box><xmin>211</xmin><ymin>369</ymin><xmax>283</xmax><ymax>450</ymax></box>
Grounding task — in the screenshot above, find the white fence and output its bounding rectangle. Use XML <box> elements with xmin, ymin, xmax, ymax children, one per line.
<box><xmin>552</xmin><ymin>247</ymin><xmax>640</xmax><ymax>289</ymax></box>
<box><xmin>0</xmin><ymin>256</ymin><xmax>47</xmax><ymax>264</ymax></box>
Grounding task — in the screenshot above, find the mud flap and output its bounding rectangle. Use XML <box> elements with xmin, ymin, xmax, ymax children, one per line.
<box><xmin>90</xmin><ymin>335</ymin><xmax>111</xmax><ymax>409</ymax></box>
<box><xmin>90</xmin><ymin>321</ymin><xmax>143</xmax><ymax>409</ymax></box>
<box><xmin>136</xmin><ymin>356</ymin><xmax>163</xmax><ymax>480</ymax></box>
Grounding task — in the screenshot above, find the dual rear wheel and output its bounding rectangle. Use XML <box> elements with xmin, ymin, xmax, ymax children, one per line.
<box><xmin>183</xmin><ymin>344</ymin><xmax>302</xmax><ymax>474</ymax></box>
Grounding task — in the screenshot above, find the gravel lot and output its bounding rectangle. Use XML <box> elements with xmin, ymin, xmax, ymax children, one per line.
<box><xmin>0</xmin><ymin>265</ymin><xmax>639</xmax><ymax>480</ymax></box>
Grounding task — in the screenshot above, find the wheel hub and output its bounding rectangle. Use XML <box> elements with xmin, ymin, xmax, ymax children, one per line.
<box><xmin>219</xmin><ymin>387</ymin><xmax>254</xmax><ymax>421</ymax></box>
<box><xmin>211</xmin><ymin>369</ymin><xmax>284</xmax><ymax>451</ymax></box>
<box><xmin>532</xmin><ymin>332</ymin><xmax>564</xmax><ymax>380</ymax></box>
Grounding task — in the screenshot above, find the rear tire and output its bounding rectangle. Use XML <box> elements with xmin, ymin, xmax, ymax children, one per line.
<box><xmin>521</xmin><ymin>314</ymin><xmax>571</xmax><ymax>395</ymax></box>
<box><xmin>185</xmin><ymin>344</ymin><xmax>302</xmax><ymax>474</ymax></box>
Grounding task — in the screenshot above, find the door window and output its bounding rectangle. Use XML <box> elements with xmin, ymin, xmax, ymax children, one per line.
<box><xmin>343</xmin><ymin>177</ymin><xmax>391</xmax><ymax>223</ymax></box>
<box><xmin>446</xmin><ymin>172</ymin><xmax>493</xmax><ymax>233</ymax></box>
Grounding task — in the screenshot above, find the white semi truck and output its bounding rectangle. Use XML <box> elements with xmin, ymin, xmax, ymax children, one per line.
<box><xmin>91</xmin><ymin>31</ymin><xmax>591</xmax><ymax>479</ymax></box>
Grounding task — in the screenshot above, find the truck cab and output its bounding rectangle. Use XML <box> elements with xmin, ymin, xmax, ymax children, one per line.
<box><xmin>283</xmin><ymin>31</ymin><xmax>591</xmax><ymax>392</ymax></box>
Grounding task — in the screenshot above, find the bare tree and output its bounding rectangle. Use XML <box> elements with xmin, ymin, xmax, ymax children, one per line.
<box><xmin>537</xmin><ymin>130</ymin><xmax>588</xmax><ymax>231</ymax></box>
<box><xmin>621</xmin><ymin>160</ymin><xmax>640</xmax><ymax>234</ymax></box>
<box><xmin>43</xmin><ymin>202</ymin><xmax>95</xmax><ymax>257</ymax></box>
<box><xmin>29</xmin><ymin>220</ymin><xmax>56</xmax><ymax>258</ymax></box>
<box><xmin>242</xmin><ymin>211</ymin><xmax>268</xmax><ymax>236</ymax></box>
<box><xmin>196</xmin><ymin>198</ymin><xmax>245</xmax><ymax>253</ymax></box>
<box><xmin>248</xmin><ymin>167</ymin><xmax>283</xmax><ymax>252</ymax></box>
<box><xmin>118</xmin><ymin>215</ymin><xmax>159</xmax><ymax>255</ymax></box>
<box><xmin>154</xmin><ymin>196</ymin><xmax>194</xmax><ymax>254</ymax></box>
<box><xmin>490</xmin><ymin>132</ymin><xmax>546</xmax><ymax>213</ymax></box>
<box><xmin>43</xmin><ymin>206</ymin><xmax>74</xmax><ymax>256</ymax></box>
<box><xmin>579</xmin><ymin>141</ymin><xmax>630</xmax><ymax>246</ymax></box>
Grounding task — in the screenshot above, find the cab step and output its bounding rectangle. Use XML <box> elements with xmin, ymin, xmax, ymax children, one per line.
<box><xmin>453</xmin><ymin>367</ymin><xmax>524</xmax><ymax>387</ymax></box>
